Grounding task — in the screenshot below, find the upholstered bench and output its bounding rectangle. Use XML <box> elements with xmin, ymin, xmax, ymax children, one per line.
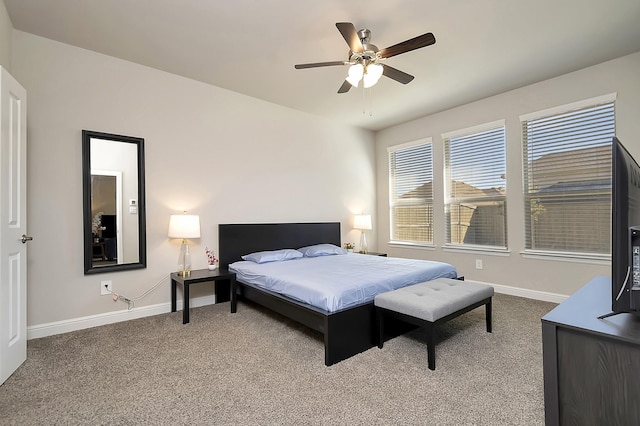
<box><xmin>374</xmin><ymin>278</ymin><xmax>494</xmax><ymax>370</ymax></box>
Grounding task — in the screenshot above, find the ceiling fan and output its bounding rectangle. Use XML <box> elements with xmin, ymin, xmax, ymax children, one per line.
<box><xmin>295</xmin><ymin>22</ymin><xmax>436</xmax><ymax>93</ymax></box>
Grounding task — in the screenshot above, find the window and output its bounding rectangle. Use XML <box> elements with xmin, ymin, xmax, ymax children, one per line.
<box><xmin>388</xmin><ymin>139</ymin><xmax>433</xmax><ymax>244</ymax></box>
<box><xmin>521</xmin><ymin>95</ymin><xmax>615</xmax><ymax>256</ymax></box>
<box><xmin>443</xmin><ymin>121</ymin><xmax>507</xmax><ymax>248</ymax></box>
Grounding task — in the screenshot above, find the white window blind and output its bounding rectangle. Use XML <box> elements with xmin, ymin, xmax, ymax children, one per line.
<box><xmin>444</xmin><ymin>125</ymin><xmax>507</xmax><ymax>248</ymax></box>
<box><xmin>522</xmin><ymin>101</ymin><xmax>615</xmax><ymax>255</ymax></box>
<box><xmin>388</xmin><ymin>140</ymin><xmax>433</xmax><ymax>244</ymax></box>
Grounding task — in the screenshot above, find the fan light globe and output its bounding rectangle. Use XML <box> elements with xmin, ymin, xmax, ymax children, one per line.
<box><xmin>346</xmin><ymin>63</ymin><xmax>364</xmax><ymax>87</ymax></box>
<box><xmin>363</xmin><ymin>64</ymin><xmax>383</xmax><ymax>88</ymax></box>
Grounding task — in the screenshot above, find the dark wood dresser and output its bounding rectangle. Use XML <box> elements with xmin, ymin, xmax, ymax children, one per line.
<box><xmin>542</xmin><ymin>276</ymin><xmax>640</xmax><ymax>425</ymax></box>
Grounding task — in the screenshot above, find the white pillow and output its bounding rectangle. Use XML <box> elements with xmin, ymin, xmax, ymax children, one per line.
<box><xmin>241</xmin><ymin>249</ymin><xmax>303</xmax><ymax>264</ymax></box>
<box><xmin>298</xmin><ymin>244</ymin><xmax>347</xmax><ymax>257</ymax></box>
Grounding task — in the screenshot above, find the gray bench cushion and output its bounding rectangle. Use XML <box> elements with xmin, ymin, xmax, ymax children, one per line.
<box><xmin>374</xmin><ymin>278</ymin><xmax>494</xmax><ymax>322</ymax></box>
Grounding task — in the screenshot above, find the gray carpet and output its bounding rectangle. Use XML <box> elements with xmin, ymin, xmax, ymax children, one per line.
<box><xmin>0</xmin><ymin>294</ymin><xmax>556</xmax><ymax>425</ymax></box>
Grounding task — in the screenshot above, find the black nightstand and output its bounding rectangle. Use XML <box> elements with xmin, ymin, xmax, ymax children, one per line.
<box><xmin>170</xmin><ymin>268</ymin><xmax>236</xmax><ymax>324</ymax></box>
<box><xmin>361</xmin><ymin>251</ymin><xmax>387</xmax><ymax>257</ymax></box>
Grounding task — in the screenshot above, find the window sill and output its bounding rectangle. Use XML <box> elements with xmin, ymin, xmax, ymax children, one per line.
<box><xmin>521</xmin><ymin>250</ymin><xmax>610</xmax><ymax>265</ymax></box>
<box><xmin>388</xmin><ymin>241</ymin><xmax>436</xmax><ymax>250</ymax></box>
<box><xmin>442</xmin><ymin>244</ymin><xmax>510</xmax><ymax>256</ymax></box>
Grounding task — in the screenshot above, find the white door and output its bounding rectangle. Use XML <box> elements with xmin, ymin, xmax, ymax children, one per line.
<box><xmin>0</xmin><ymin>66</ymin><xmax>28</xmax><ymax>385</ymax></box>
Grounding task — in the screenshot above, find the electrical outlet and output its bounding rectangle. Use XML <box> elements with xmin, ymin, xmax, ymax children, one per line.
<box><xmin>475</xmin><ymin>259</ymin><xmax>483</xmax><ymax>270</ymax></box>
<box><xmin>101</xmin><ymin>280</ymin><xmax>112</xmax><ymax>295</ymax></box>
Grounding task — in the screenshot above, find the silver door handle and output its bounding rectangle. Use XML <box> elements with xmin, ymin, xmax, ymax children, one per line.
<box><xmin>21</xmin><ymin>234</ymin><xmax>33</xmax><ymax>244</ymax></box>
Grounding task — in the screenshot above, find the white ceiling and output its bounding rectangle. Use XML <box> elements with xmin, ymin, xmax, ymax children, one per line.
<box><xmin>4</xmin><ymin>0</ymin><xmax>640</xmax><ymax>131</ymax></box>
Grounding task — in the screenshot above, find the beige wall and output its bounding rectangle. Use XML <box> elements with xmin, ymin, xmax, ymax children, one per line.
<box><xmin>376</xmin><ymin>52</ymin><xmax>640</xmax><ymax>297</ymax></box>
<box><xmin>9</xmin><ymin>14</ymin><xmax>640</xmax><ymax>329</ymax></box>
<box><xmin>13</xmin><ymin>31</ymin><xmax>375</xmax><ymax>327</ymax></box>
<box><xmin>0</xmin><ymin>0</ymin><xmax>12</xmax><ymax>71</ymax></box>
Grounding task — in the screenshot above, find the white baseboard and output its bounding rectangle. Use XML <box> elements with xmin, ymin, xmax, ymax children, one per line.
<box><xmin>28</xmin><ymin>282</ymin><xmax>567</xmax><ymax>340</ymax></box>
<box><xmin>27</xmin><ymin>294</ymin><xmax>215</xmax><ymax>340</ymax></box>
<box><xmin>466</xmin><ymin>279</ymin><xmax>568</xmax><ymax>304</ymax></box>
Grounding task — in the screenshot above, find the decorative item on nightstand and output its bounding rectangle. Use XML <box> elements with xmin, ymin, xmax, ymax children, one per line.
<box><xmin>354</xmin><ymin>214</ymin><xmax>372</xmax><ymax>254</ymax></box>
<box><xmin>92</xmin><ymin>211</ymin><xmax>106</xmax><ymax>243</ymax></box>
<box><xmin>168</xmin><ymin>211</ymin><xmax>201</xmax><ymax>277</ymax></box>
<box><xmin>205</xmin><ymin>246</ymin><xmax>219</xmax><ymax>270</ymax></box>
<box><xmin>343</xmin><ymin>242</ymin><xmax>355</xmax><ymax>253</ymax></box>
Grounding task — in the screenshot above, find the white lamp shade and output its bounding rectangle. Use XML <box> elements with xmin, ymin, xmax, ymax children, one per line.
<box><xmin>168</xmin><ymin>214</ymin><xmax>201</xmax><ymax>239</ymax></box>
<box><xmin>354</xmin><ymin>214</ymin><xmax>372</xmax><ymax>230</ymax></box>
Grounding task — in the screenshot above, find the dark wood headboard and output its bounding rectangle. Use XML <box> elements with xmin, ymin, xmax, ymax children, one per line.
<box><xmin>218</xmin><ymin>222</ymin><xmax>341</xmax><ymax>268</ymax></box>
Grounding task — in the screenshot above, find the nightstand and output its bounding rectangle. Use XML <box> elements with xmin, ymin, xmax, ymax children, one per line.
<box><xmin>362</xmin><ymin>251</ymin><xmax>387</xmax><ymax>257</ymax></box>
<box><xmin>170</xmin><ymin>268</ymin><xmax>236</xmax><ymax>324</ymax></box>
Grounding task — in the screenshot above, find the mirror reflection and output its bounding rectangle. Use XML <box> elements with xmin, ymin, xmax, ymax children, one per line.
<box><xmin>83</xmin><ymin>130</ymin><xmax>146</xmax><ymax>274</ymax></box>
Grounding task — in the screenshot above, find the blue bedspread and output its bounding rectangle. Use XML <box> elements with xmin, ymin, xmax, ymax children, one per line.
<box><xmin>230</xmin><ymin>254</ymin><xmax>457</xmax><ymax>312</ymax></box>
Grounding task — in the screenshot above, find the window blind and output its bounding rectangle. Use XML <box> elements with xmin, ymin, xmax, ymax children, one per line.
<box><xmin>444</xmin><ymin>126</ymin><xmax>507</xmax><ymax>247</ymax></box>
<box><xmin>388</xmin><ymin>141</ymin><xmax>433</xmax><ymax>244</ymax></box>
<box><xmin>522</xmin><ymin>101</ymin><xmax>614</xmax><ymax>255</ymax></box>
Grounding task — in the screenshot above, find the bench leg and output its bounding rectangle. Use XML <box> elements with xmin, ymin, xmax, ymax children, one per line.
<box><xmin>426</xmin><ymin>323</ymin><xmax>436</xmax><ymax>370</ymax></box>
<box><xmin>486</xmin><ymin>299</ymin><xmax>492</xmax><ymax>333</ymax></box>
<box><xmin>376</xmin><ymin>308</ymin><xmax>384</xmax><ymax>349</ymax></box>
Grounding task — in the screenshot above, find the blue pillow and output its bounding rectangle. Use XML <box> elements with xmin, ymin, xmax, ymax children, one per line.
<box><xmin>298</xmin><ymin>244</ymin><xmax>347</xmax><ymax>257</ymax></box>
<box><xmin>241</xmin><ymin>249</ymin><xmax>303</xmax><ymax>264</ymax></box>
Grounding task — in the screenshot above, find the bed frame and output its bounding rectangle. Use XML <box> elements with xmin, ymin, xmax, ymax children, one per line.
<box><xmin>219</xmin><ymin>222</ymin><xmax>377</xmax><ymax>366</ymax></box>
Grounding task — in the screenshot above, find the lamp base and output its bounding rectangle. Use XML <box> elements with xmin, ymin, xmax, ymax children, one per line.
<box><xmin>177</xmin><ymin>239</ymin><xmax>192</xmax><ymax>277</ymax></box>
<box><xmin>359</xmin><ymin>231</ymin><xmax>368</xmax><ymax>254</ymax></box>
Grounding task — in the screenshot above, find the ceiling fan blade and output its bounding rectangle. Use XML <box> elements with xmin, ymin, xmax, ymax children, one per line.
<box><xmin>379</xmin><ymin>32</ymin><xmax>436</xmax><ymax>59</ymax></box>
<box><xmin>382</xmin><ymin>64</ymin><xmax>415</xmax><ymax>84</ymax></box>
<box><xmin>337</xmin><ymin>80</ymin><xmax>352</xmax><ymax>94</ymax></box>
<box><xmin>295</xmin><ymin>61</ymin><xmax>345</xmax><ymax>69</ymax></box>
<box><xmin>336</xmin><ymin>22</ymin><xmax>363</xmax><ymax>53</ymax></box>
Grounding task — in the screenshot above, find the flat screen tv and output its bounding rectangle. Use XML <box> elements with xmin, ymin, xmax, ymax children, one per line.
<box><xmin>610</xmin><ymin>136</ymin><xmax>640</xmax><ymax>315</ymax></box>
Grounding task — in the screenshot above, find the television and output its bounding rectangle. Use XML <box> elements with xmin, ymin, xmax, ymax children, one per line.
<box><xmin>610</xmin><ymin>137</ymin><xmax>640</xmax><ymax>315</ymax></box>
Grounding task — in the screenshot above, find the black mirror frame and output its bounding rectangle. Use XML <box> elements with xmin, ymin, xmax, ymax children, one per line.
<box><xmin>82</xmin><ymin>130</ymin><xmax>147</xmax><ymax>274</ymax></box>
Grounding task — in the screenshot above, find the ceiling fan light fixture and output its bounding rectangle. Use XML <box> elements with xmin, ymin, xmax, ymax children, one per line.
<box><xmin>295</xmin><ymin>23</ymin><xmax>435</xmax><ymax>96</ymax></box>
<box><xmin>346</xmin><ymin>63</ymin><xmax>364</xmax><ymax>87</ymax></box>
<box><xmin>363</xmin><ymin>63</ymin><xmax>383</xmax><ymax>88</ymax></box>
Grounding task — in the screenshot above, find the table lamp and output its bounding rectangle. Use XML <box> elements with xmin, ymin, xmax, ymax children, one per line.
<box><xmin>168</xmin><ymin>211</ymin><xmax>201</xmax><ymax>276</ymax></box>
<box><xmin>354</xmin><ymin>214</ymin><xmax>372</xmax><ymax>254</ymax></box>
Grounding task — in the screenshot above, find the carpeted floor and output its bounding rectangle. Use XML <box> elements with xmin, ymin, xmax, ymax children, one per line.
<box><xmin>0</xmin><ymin>293</ymin><xmax>556</xmax><ymax>425</ymax></box>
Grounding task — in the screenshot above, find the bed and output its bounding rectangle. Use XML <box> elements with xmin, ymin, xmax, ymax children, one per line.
<box><xmin>219</xmin><ymin>222</ymin><xmax>457</xmax><ymax>366</ymax></box>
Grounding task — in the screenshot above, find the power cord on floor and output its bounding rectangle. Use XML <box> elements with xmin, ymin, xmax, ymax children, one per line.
<box><xmin>104</xmin><ymin>274</ymin><xmax>169</xmax><ymax>310</ymax></box>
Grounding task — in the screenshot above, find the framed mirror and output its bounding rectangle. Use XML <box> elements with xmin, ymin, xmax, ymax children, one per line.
<box><xmin>82</xmin><ymin>130</ymin><xmax>146</xmax><ymax>274</ymax></box>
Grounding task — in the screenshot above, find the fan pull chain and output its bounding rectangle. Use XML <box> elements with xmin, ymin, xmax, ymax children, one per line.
<box><xmin>361</xmin><ymin>86</ymin><xmax>374</xmax><ymax>117</ymax></box>
<box><xmin>369</xmin><ymin>87</ymin><xmax>374</xmax><ymax>117</ymax></box>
